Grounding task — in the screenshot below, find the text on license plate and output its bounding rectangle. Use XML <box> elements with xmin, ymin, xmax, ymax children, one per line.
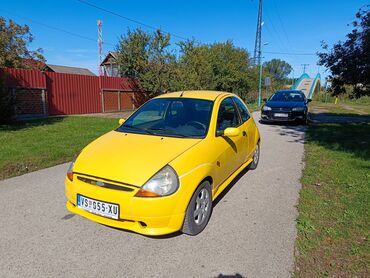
<box><xmin>274</xmin><ymin>113</ymin><xmax>288</xmax><ymax>117</ymax></box>
<box><xmin>77</xmin><ymin>194</ymin><xmax>119</xmax><ymax>219</ymax></box>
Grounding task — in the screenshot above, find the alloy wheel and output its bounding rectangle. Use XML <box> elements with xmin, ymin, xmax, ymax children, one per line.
<box><xmin>194</xmin><ymin>188</ymin><xmax>210</xmax><ymax>225</ymax></box>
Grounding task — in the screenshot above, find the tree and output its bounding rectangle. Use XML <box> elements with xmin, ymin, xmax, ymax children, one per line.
<box><xmin>116</xmin><ymin>28</ymin><xmax>175</xmax><ymax>97</ymax></box>
<box><xmin>176</xmin><ymin>39</ymin><xmax>214</xmax><ymax>90</ymax></box>
<box><xmin>0</xmin><ymin>17</ymin><xmax>44</xmax><ymax>68</ymax></box>
<box><xmin>318</xmin><ymin>5</ymin><xmax>370</xmax><ymax>97</ymax></box>
<box><xmin>117</xmin><ymin>29</ymin><xmax>259</xmax><ymax>101</ymax></box>
<box><xmin>263</xmin><ymin>59</ymin><xmax>292</xmax><ymax>80</ymax></box>
<box><xmin>177</xmin><ymin>40</ymin><xmax>254</xmax><ymax>100</ymax></box>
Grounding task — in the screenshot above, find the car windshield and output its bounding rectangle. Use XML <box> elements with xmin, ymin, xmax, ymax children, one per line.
<box><xmin>269</xmin><ymin>91</ymin><xmax>305</xmax><ymax>102</ymax></box>
<box><xmin>117</xmin><ymin>98</ymin><xmax>213</xmax><ymax>138</ymax></box>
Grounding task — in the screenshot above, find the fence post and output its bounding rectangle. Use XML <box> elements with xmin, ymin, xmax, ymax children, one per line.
<box><xmin>101</xmin><ymin>90</ymin><xmax>105</xmax><ymax>113</ymax></box>
<box><xmin>41</xmin><ymin>89</ymin><xmax>47</xmax><ymax>116</ymax></box>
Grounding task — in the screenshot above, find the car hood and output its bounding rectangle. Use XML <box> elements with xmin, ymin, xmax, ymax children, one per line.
<box><xmin>266</xmin><ymin>101</ymin><xmax>305</xmax><ymax>108</ymax></box>
<box><xmin>74</xmin><ymin>131</ymin><xmax>201</xmax><ymax>186</ymax></box>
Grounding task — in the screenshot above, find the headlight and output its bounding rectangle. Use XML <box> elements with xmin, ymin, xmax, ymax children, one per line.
<box><xmin>135</xmin><ymin>165</ymin><xmax>179</xmax><ymax>197</ymax></box>
<box><xmin>292</xmin><ymin>107</ymin><xmax>305</xmax><ymax>112</ymax></box>
<box><xmin>66</xmin><ymin>161</ymin><xmax>75</xmax><ymax>181</ymax></box>
<box><xmin>262</xmin><ymin>106</ymin><xmax>271</xmax><ymax>111</ymax></box>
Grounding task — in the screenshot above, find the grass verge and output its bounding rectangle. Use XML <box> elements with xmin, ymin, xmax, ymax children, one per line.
<box><xmin>311</xmin><ymin>100</ymin><xmax>370</xmax><ymax>116</ymax></box>
<box><xmin>246</xmin><ymin>102</ymin><xmax>260</xmax><ymax>113</ymax></box>
<box><xmin>0</xmin><ymin>117</ymin><xmax>118</xmax><ymax>180</ymax></box>
<box><xmin>295</xmin><ymin>122</ymin><xmax>370</xmax><ymax>277</ymax></box>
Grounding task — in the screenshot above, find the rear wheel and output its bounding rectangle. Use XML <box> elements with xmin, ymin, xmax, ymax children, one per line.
<box><xmin>182</xmin><ymin>181</ymin><xmax>212</xmax><ymax>236</ymax></box>
<box><xmin>248</xmin><ymin>142</ymin><xmax>260</xmax><ymax>170</ymax></box>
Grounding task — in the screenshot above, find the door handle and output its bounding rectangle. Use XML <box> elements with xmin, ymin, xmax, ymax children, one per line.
<box><xmin>242</xmin><ymin>131</ymin><xmax>247</xmax><ymax>137</ymax></box>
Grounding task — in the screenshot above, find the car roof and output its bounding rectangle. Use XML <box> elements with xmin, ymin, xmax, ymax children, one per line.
<box><xmin>275</xmin><ymin>90</ymin><xmax>304</xmax><ymax>94</ymax></box>
<box><xmin>154</xmin><ymin>90</ymin><xmax>232</xmax><ymax>101</ymax></box>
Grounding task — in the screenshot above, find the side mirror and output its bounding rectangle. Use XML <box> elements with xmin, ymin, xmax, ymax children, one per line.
<box><xmin>263</xmin><ymin>98</ymin><xmax>267</xmax><ymax>102</ymax></box>
<box><xmin>118</xmin><ymin>118</ymin><xmax>126</xmax><ymax>125</ymax></box>
<box><xmin>306</xmin><ymin>99</ymin><xmax>312</xmax><ymax>103</ymax></box>
<box><xmin>223</xmin><ymin>127</ymin><xmax>240</xmax><ymax>137</ymax></box>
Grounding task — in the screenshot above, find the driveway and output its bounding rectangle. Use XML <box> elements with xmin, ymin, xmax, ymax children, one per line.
<box><xmin>0</xmin><ymin>112</ymin><xmax>305</xmax><ymax>278</ymax></box>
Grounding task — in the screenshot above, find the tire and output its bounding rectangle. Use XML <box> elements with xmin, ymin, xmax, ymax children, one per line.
<box><xmin>182</xmin><ymin>181</ymin><xmax>212</xmax><ymax>236</ymax></box>
<box><xmin>300</xmin><ymin>116</ymin><xmax>308</xmax><ymax>125</ymax></box>
<box><xmin>248</xmin><ymin>142</ymin><xmax>260</xmax><ymax>170</ymax></box>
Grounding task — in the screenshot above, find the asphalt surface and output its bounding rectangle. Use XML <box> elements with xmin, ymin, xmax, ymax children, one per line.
<box><xmin>0</xmin><ymin>112</ymin><xmax>305</xmax><ymax>278</ymax></box>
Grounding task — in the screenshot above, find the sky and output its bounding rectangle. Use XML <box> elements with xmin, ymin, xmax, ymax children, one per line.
<box><xmin>0</xmin><ymin>0</ymin><xmax>368</xmax><ymax>80</ymax></box>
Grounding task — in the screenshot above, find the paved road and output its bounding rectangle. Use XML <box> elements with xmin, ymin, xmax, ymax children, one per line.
<box><xmin>0</xmin><ymin>113</ymin><xmax>305</xmax><ymax>278</ymax></box>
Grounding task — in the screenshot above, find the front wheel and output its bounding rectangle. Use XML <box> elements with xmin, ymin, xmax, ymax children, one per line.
<box><xmin>182</xmin><ymin>181</ymin><xmax>212</xmax><ymax>236</ymax></box>
<box><xmin>248</xmin><ymin>142</ymin><xmax>260</xmax><ymax>170</ymax></box>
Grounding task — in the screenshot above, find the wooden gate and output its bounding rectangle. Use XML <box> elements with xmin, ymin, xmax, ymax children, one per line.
<box><xmin>102</xmin><ymin>90</ymin><xmax>135</xmax><ymax>112</ymax></box>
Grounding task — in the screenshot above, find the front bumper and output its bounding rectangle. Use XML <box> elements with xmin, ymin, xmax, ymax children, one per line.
<box><xmin>65</xmin><ymin>175</ymin><xmax>185</xmax><ymax>236</ymax></box>
<box><xmin>261</xmin><ymin>110</ymin><xmax>306</xmax><ymax>122</ymax></box>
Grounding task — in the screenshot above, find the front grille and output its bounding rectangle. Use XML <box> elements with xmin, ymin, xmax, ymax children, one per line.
<box><xmin>271</xmin><ymin>107</ymin><xmax>291</xmax><ymax>112</ymax></box>
<box><xmin>77</xmin><ymin>176</ymin><xmax>134</xmax><ymax>192</ymax></box>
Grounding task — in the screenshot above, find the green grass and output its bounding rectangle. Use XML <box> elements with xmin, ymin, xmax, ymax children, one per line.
<box><xmin>0</xmin><ymin>117</ymin><xmax>118</xmax><ymax>180</ymax></box>
<box><xmin>246</xmin><ymin>102</ymin><xmax>260</xmax><ymax>113</ymax></box>
<box><xmin>295</xmin><ymin>122</ymin><xmax>370</xmax><ymax>277</ymax></box>
<box><xmin>311</xmin><ymin>100</ymin><xmax>370</xmax><ymax>116</ymax></box>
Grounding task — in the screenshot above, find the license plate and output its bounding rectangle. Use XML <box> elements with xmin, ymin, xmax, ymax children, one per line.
<box><xmin>77</xmin><ymin>194</ymin><xmax>119</xmax><ymax>219</ymax></box>
<box><xmin>274</xmin><ymin>113</ymin><xmax>288</xmax><ymax>117</ymax></box>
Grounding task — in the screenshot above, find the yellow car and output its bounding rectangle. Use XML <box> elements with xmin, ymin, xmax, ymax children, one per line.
<box><xmin>65</xmin><ymin>91</ymin><xmax>260</xmax><ymax>236</ymax></box>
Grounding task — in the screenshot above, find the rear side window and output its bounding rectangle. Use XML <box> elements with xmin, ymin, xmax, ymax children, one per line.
<box><xmin>233</xmin><ymin>97</ymin><xmax>250</xmax><ymax>122</ymax></box>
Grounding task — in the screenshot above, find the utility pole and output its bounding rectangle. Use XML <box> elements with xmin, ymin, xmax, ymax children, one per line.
<box><xmin>301</xmin><ymin>64</ymin><xmax>309</xmax><ymax>74</ymax></box>
<box><xmin>253</xmin><ymin>0</ymin><xmax>263</xmax><ymax>66</ymax></box>
<box><xmin>258</xmin><ymin>42</ymin><xmax>268</xmax><ymax>106</ymax></box>
<box><xmin>253</xmin><ymin>0</ymin><xmax>265</xmax><ymax>106</ymax></box>
<box><xmin>97</xmin><ymin>20</ymin><xmax>103</xmax><ymax>76</ymax></box>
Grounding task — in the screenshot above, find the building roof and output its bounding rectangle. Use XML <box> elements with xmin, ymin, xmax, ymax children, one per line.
<box><xmin>46</xmin><ymin>64</ymin><xmax>96</xmax><ymax>76</ymax></box>
<box><xmin>100</xmin><ymin>52</ymin><xmax>118</xmax><ymax>66</ymax></box>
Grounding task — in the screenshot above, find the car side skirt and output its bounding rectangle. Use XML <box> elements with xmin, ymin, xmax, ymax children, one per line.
<box><xmin>212</xmin><ymin>157</ymin><xmax>253</xmax><ymax>201</ymax></box>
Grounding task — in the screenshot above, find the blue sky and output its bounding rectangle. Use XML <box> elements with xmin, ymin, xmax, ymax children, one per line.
<box><xmin>0</xmin><ymin>0</ymin><xmax>368</xmax><ymax>79</ymax></box>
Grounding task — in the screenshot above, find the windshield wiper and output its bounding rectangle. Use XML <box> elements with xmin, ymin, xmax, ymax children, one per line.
<box><xmin>146</xmin><ymin>127</ymin><xmax>167</xmax><ymax>131</ymax></box>
<box><xmin>122</xmin><ymin>125</ymin><xmax>155</xmax><ymax>135</ymax></box>
<box><xmin>147</xmin><ymin>127</ymin><xmax>190</xmax><ymax>138</ymax></box>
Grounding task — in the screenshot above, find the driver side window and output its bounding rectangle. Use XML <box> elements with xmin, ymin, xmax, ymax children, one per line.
<box><xmin>216</xmin><ymin>97</ymin><xmax>241</xmax><ymax>134</ymax></box>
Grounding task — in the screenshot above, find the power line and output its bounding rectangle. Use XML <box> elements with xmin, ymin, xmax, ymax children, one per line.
<box><xmin>1</xmin><ymin>6</ymin><xmax>318</xmax><ymax>59</ymax></box>
<box><xmin>0</xmin><ymin>8</ymin><xmax>115</xmax><ymax>47</ymax></box>
<box><xmin>265</xmin><ymin>51</ymin><xmax>316</xmax><ymax>56</ymax></box>
<box><xmin>77</xmin><ymin>0</ymin><xmax>188</xmax><ymax>41</ymax></box>
<box><xmin>271</xmin><ymin>0</ymin><xmax>293</xmax><ymax>50</ymax></box>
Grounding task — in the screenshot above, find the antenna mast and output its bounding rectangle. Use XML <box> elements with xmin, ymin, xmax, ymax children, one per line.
<box><xmin>253</xmin><ymin>0</ymin><xmax>263</xmax><ymax>66</ymax></box>
<box><xmin>97</xmin><ymin>20</ymin><xmax>103</xmax><ymax>76</ymax></box>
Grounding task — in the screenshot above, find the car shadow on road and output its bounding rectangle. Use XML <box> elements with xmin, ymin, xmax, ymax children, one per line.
<box><xmin>216</xmin><ymin>273</ymin><xmax>244</xmax><ymax>278</ymax></box>
<box><xmin>259</xmin><ymin>120</ymin><xmax>306</xmax><ymax>144</ymax></box>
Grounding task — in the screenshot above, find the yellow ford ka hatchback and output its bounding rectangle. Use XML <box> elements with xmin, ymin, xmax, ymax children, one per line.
<box><xmin>65</xmin><ymin>91</ymin><xmax>260</xmax><ymax>236</ymax></box>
